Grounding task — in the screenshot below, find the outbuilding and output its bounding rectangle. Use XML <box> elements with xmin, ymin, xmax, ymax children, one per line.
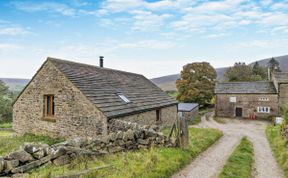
<box><xmin>178</xmin><ymin>103</ymin><xmax>199</xmax><ymax>120</ymax></box>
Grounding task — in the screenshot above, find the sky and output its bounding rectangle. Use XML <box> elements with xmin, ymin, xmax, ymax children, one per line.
<box><xmin>1</xmin><ymin>0</ymin><xmax>288</xmax><ymax>79</ymax></box>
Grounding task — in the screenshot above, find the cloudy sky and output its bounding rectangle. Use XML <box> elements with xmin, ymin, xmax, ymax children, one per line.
<box><xmin>0</xmin><ymin>0</ymin><xmax>288</xmax><ymax>79</ymax></box>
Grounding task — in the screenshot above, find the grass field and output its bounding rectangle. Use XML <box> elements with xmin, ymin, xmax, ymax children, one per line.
<box><xmin>29</xmin><ymin>127</ymin><xmax>223</xmax><ymax>178</ymax></box>
<box><xmin>0</xmin><ymin>132</ymin><xmax>64</xmax><ymax>156</ymax></box>
<box><xmin>266</xmin><ymin>125</ymin><xmax>288</xmax><ymax>177</ymax></box>
<box><xmin>219</xmin><ymin>137</ymin><xmax>254</xmax><ymax>178</ymax></box>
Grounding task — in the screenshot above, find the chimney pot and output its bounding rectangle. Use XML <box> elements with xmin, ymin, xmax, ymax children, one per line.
<box><xmin>99</xmin><ymin>56</ymin><xmax>104</xmax><ymax>68</ymax></box>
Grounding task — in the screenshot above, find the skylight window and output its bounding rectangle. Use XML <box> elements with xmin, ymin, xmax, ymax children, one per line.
<box><xmin>118</xmin><ymin>93</ymin><xmax>130</xmax><ymax>103</ymax></box>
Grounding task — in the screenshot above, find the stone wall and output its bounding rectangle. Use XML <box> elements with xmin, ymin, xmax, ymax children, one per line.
<box><xmin>13</xmin><ymin>61</ymin><xmax>108</xmax><ymax>138</ymax></box>
<box><xmin>117</xmin><ymin>105</ymin><xmax>178</xmax><ymax>128</ymax></box>
<box><xmin>215</xmin><ymin>94</ymin><xmax>278</xmax><ymax>118</ymax></box>
<box><xmin>279</xmin><ymin>83</ymin><xmax>288</xmax><ymax>108</ymax></box>
<box><xmin>0</xmin><ymin>120</ymin><xmax>173</xmax><ymax>177</ymax></box>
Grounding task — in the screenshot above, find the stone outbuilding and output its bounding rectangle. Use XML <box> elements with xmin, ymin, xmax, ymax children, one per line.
<box><xmin>178</xmin><ymin>103</ymin><xmax>199</xmax><ymax>120</ymax></box>
<box><xmin>13</xmin><ymin>57</ymin><xmax>178</xmax><ymax>138</ymax></box>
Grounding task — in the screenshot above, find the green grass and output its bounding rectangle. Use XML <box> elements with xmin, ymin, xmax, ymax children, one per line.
<box><xmin>219</xmin><ymin>137</ymin><xmax>254</xmax><ymax>178</ymax></box>
<box><xmin>29</xmin><ymin>127</ymin><xmax>223</xmax><ymax>178</ymax></box>
<box><xmin>189</xmin><ymin>115</ymin><xmax>201</xmax><ymax>125</ymax></box>
<box><xmin>0</xmin><ymin>133</ymin><xmax>64</xmax><ymax>156</ymax></box>
<box><xmin>266</xmin><ymin>125</ymin><xmax>288</xmax><ymax>177</ymax></box>
<box><xmin>0</xmin><ymin>122</ymin><xmax>12</xmax><ymax>129</ymax></box>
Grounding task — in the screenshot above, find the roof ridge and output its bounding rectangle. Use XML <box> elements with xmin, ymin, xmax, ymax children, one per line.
<box><xmin>217</xmin><ymin>81</ymin><xmax>272</xmax><ymax>84</ymax></box>
<box><xmin>47</xmin><ymin>57</ymin><xmax>143</xmax><ymax>77</ymax></box>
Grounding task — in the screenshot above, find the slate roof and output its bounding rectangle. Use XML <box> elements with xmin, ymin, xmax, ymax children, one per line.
<box><xmin>49</xmin><ymin>58</ymin><xmax>177</xmax><ymax>119</ymax></box>
<box><xmin>273</xmin><ymin>72</ymin><xmax>288</xmax><ymax>83</ymax></box>
<box><xmin>215</xmin><ymin>82</ymin><xmax>277</xmax><ymax>94</ymax></box>
<box><xmin>178</xmin><ymin>103</ymin><xmax>199</xmax><ymax>112</ymax></box>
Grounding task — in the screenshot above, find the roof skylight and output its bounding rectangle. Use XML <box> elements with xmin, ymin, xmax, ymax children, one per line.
<box><xmin>118</xmin><ymin>93</ymin><xmax>130</xmax><ymax>103</ymax></box>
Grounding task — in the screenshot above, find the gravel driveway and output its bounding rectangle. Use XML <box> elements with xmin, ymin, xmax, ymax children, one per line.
<box><xmin>173</xmin><ymin>114</ymin><xmax>285</xmax><ymax>178</ymax></box>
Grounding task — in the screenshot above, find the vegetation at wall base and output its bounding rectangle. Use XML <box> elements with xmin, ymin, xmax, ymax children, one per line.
<box><xmin>0</xmin><ymin>122</ymin><xmax>12</xmax><ymax>129</ymax></box>
<box><xmin>266</xmin><ymin>125</ymin><xmax>288</xmax><ymax>177</ymax></box>
<box><xmin>29</xmin><ymin>127</ymin><xmax>223</xmax><ymax>178</ymax></box>
<box><xmin>0</xmin><ymin>133</ymin><xmax>64</xmax><ymax>156</ymax></box>
<box><xmin>219</xmin><ymin>137</ymin><xmax>254</xmax><ymax>178</ymax></box>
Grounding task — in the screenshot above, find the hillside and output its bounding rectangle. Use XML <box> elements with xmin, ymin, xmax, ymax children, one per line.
<box><xmin>152</xmin><ymin>55</ymin><xmax>288</xmax><ymax>91</ymax></box>
<box><xmin>0</xmin><ymin>78</ymin><xmax>29</xmax><ymax>92</ymax></box>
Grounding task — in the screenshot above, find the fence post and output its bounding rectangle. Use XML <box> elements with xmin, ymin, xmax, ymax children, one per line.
<box><xmin>179</xmin><ymin>116</ymin><xmax>189</xmax><ymax>150</ymax></box>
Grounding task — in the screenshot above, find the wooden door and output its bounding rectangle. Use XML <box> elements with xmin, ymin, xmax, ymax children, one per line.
<box><xmin>235</xmin><ymin>107</ymin><xmax>243</xmax><ymax>117</ymax></box>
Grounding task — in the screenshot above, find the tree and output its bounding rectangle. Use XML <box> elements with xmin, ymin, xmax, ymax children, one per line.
<box><xmin>224</xmin><ymin>62</ymin><xmax>254</xmax><ymax>82</ymax></box>
<box><xmin>268</xmin><ymin>58</ymin><xmax>281</xmax><ymax>72</ymax></box>
<box><xmin>252</xmin><ymin>62</ymin><xmax>268</xmax><ymax>80</ymax></box>
<box><xmin>0</xmin><ymin>81</ymin><xmax>14</xmax><ymax>123</ymax></box>
<box><xmin>176</xmin><ymin>62</ymin><xmax>216</xmax><ymax>106</ymax></box>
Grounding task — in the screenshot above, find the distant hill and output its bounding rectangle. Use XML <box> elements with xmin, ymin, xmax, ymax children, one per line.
<box><xmin>0</xmin><ymin>78</ymin><xmax>29</xmax><ymax>92</ymax></box>
<box><xmin>151</xmin><ymin>55</ymin><xmax>288</xmax><ymax>91</ymax></box>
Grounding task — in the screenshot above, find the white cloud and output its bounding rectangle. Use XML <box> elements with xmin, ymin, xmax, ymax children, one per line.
<box><xmin>0</xmin><ymin>27</ymin><xmax>29</xmax><ymax>36</ymax></box>
<box><xmin>12</xmin><ymin>2</ymin><xmax>77</xmax><ymax>16</ymax></box>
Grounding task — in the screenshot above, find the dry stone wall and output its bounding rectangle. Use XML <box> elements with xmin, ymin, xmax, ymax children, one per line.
<box><xmin>0</xmin><ymin>120</ymin><xmax>173</xmax><ymax>177</ymax></box>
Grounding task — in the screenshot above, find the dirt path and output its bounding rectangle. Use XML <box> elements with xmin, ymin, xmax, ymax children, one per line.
<box><xmin>173</xmin><ymin>114</ymin><xmax>285</xmax><ymax>178</ymax></box>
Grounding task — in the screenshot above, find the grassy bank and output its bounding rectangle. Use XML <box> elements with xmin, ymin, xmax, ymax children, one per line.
<box><xmin>266</xmin><ymin>125</ymin><xmax>288</xmax><ymax>177</ymax></box>
<box><xmin>219</xmin><ymin>137</ymin><xmax>254</xmax><ymax>178</ymax></box>
<box><xmin>0</xmin><ymin>122</ymin><xmax>12</xmax><ymax>129</ymax></box>
<box><xmin>0</xmin><ymin>133</ymin><xmax>64</xmax><ymax>156</ymax></box>
<box><xmin>29</xmin><ymin>127</ymin><xmax>223</xmax><ymax>178</ymax></box>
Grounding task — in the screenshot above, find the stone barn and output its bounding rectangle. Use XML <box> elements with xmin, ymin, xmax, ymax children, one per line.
<box><xmin>13</xmin><ymin>57</ymin><xmax>178</xmax><ymax>138</ymax></box>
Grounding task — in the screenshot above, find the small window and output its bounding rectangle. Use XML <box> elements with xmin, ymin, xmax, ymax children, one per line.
<box><xmin>118</xmin><ymin>93</ymin><xmax>130</xmax><ymax>103</ymax></box>
<box><xmin>230</xmin><ymin>97</ymin><xmax>236</xmax><ymax>103</ymax></box>
<box><xmin>259</xmin><ymin>97</ymin><xmax>269</xmax><ymax>101</ymax></box>
<box><xmin>44</xmin><ymin>95</ymin><xmax>55</xmax><ymax>117</ymax></box>
<box><xmin>257</xmin><ymin>106</ymin><xmax>270</xmax><ymax>113</ymax></box>
<box><xmin>156</xmin><ymin>109</ymin><xmax>161</xmax><ymax>122</ymax></box>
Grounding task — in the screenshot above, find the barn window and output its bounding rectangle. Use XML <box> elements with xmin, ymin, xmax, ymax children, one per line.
<box><xmin>229</xmin><ymin>97</ymin><xmax>236</xmax><ymax>103</ymax></box>
<box><xmin>117</xmin><ymin>93</ymin><xmax>130</xmax><ymax>103</ymax></box>
<box><xmin>257</xmin><ymin>106</ymin><xmax>270</xmax><ymax>113</ymax></box>
<box><xmin>156</xmin><ymin>109</ymin><xmax>162</xmax><ymax>122</ymax></box>
<box><xmin>44</xmin><ymin>95</ymin><xmax>55</xmax><ymax>117</ymax></box>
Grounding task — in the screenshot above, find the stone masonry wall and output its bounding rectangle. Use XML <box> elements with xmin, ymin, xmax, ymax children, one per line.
<box><xmin>0</xmin><ymin>120</ymin><xmax>173</xmax><ymax>177</ymax></box>
<box><xmin>216</xmin><ymin>94</ymin><xmax>278</xmax><ymax>118</ymax></box>
<box><xmin>13</xmin><ymin>61</ymin><xmax>108</xmax><ymax>138</ymax></box>
<box><xmin>116</xmin><ymin>105</ymin><xmax>178</xmax><ymax>128</ymax></box>
<box><xmin>279</xmin><ymin>83</ymin><xmax>288</xmax><ymax>109</ymax></box>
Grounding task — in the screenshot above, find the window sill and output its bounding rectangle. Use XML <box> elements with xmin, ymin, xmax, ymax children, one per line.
<box><xmin>41</xmin><ymin>117</ymin><xmax>56</xmax><ymax>123</ymax></box>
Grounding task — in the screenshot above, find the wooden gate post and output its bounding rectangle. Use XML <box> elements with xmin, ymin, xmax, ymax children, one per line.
<box><xmin>179</xmin><ymin>116</ymin><xmax>189</xmax><ymax>150</ymax></box>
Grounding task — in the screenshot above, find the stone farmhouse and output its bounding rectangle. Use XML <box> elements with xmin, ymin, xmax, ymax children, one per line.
<box><xmin>215</xmin><ymin>71</ymin><xmax>288</xmax><ymax>119</ymax></box>
<box><xmin>13</xmin><ymin>57</ymin><xmax>178</xmax><ymax>138</ymax></box>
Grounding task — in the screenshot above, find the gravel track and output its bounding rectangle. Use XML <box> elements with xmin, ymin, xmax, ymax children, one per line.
<box><xmin>173</xmin><ymin>114</ymin><xmax>284</xmax><ymax>178</ymax></box>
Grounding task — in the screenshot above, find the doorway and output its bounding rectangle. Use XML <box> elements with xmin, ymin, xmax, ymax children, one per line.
<box><xmin>235</xmin><ymin>107</ymin><xmax>243</xmax><ymax>117</ymax></box>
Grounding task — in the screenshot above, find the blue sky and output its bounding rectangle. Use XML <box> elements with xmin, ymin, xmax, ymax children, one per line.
<box><xmin>1</xmin><ymin>0</ymin><xmax>288</xmax><ymax>79</ymax></box>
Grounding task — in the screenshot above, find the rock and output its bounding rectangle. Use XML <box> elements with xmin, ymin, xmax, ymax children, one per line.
<box><xmin>51</xmin><ymin>146</ymin><xmax>67</xmax><ymax>159</ymax></box>
<box><xmin>4</xmin><ymin>160</ymin><xmax>19</xmax><ymax>172</ymax></box>
<box><xmin>138</xmin><ymin>139</ymin><xmax>149</xmax><ymax>145</ymax></box>
<box><xmin>0</xmin><ymin>157</ymin><xmax>4</xmax><ymax>173</ymax></box>
<box><xmin>67</xmin><ymin>137</ymin><xmax>87</xmax><ymax>148</ymax></box>
<box><xmin>32</xmin><ymin>149</ymin><xmax>45</xmax><ymax>159</ymax></box>
<box><xmin>116</xmin><ymin>131</ymin><xmax>123</xmax><ymax>140</ymax></box>
<box><xmin>123</xmin><ymin>130</ymin><xmax>134</xmax><ymax>141</ymax></box>
<box><xmin>52</xmin><ymin>155</ymin><xmax>71</xmax><ymax>166</ymax></box>
<box><xmin>11</xmin><ymin>155</ymin><xmax>51</xmax><ymax>174</ymax></box>
<box><xmin>11</xmin><ymin>173</ymin><xmax>29</xmax><ymax>178</ymax></box>
<box><xmin>6</xmin><ymin>150</ymin><xmax>34</xmax><ymax>163</ymax></box>
<box><xmin>22</xmin><ymin>143</ymin><xmax>39</xmax><ymax>154</ymax></box>
<box><xmin>108</xmin><ymin>133</ymin><xmax>117</xmax><ymax>141</ymax></box>
<box><xmin>108</xmin><ymin>146</ymin><xmax>123</xmax><ymax>153</ymax></box>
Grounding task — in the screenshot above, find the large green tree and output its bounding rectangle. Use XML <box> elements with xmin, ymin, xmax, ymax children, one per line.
<box><xmin>224</xmin><ymin>62</ymin><xmax>268</xmax><ymax>82</ymax></box>
<box><xmin>0</xmin><ymin>81</ymin><xmax>15</xmax><ymax>123</ymax></box>
<box><xmin>176</xmin><ymin>62</ymin><xmax>216</xmax><ymax>106</ymax></box>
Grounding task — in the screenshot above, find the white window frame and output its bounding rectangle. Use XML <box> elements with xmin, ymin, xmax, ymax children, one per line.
<box><xmin>257</xmin><ymin>106</ymin><xmax>270</xmax><ymax>113</ymax></box>
<box><xmin>259</xmin><ymin>97</ymin><xmax>269</xmax><ymax>101</ymax></box>
<box><xmin>229</xmin><ymin>97</ymin><xmax>236</xmax><ymax>103</ymax></box>
<box><xmin>117</xmin><ymin>93</ymin><xmax>130</xmax><ymax>103</ymax></box>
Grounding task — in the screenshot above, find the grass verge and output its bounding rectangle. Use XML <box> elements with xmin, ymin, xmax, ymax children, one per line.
<box><xmin>0</xmin><ymin>122</ymin><xmax>12</xmax><ymax>129</ymax></box>
<box><xmin>219</xmin><ymin>137</ymin><xmax>254</xmax><ymax>178</ymax></box>
<box><xmin>266</xmin><ymin>125</ymin><xmax>288</xmax><ymax>177</ymax></box>
<box><xmin>0</xmin><ymin>133</ymin><xmax>64</xmax><ymax>156</ymax></box>
<box><xmin>29</xmin><ymin>127</ymin><xmax>223</xmax><ymax>178</ymax></box>
<box><xmin>189</xmin><ymin>115</ymin><xmax>201</xmax><ymax>125</ymax></box>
